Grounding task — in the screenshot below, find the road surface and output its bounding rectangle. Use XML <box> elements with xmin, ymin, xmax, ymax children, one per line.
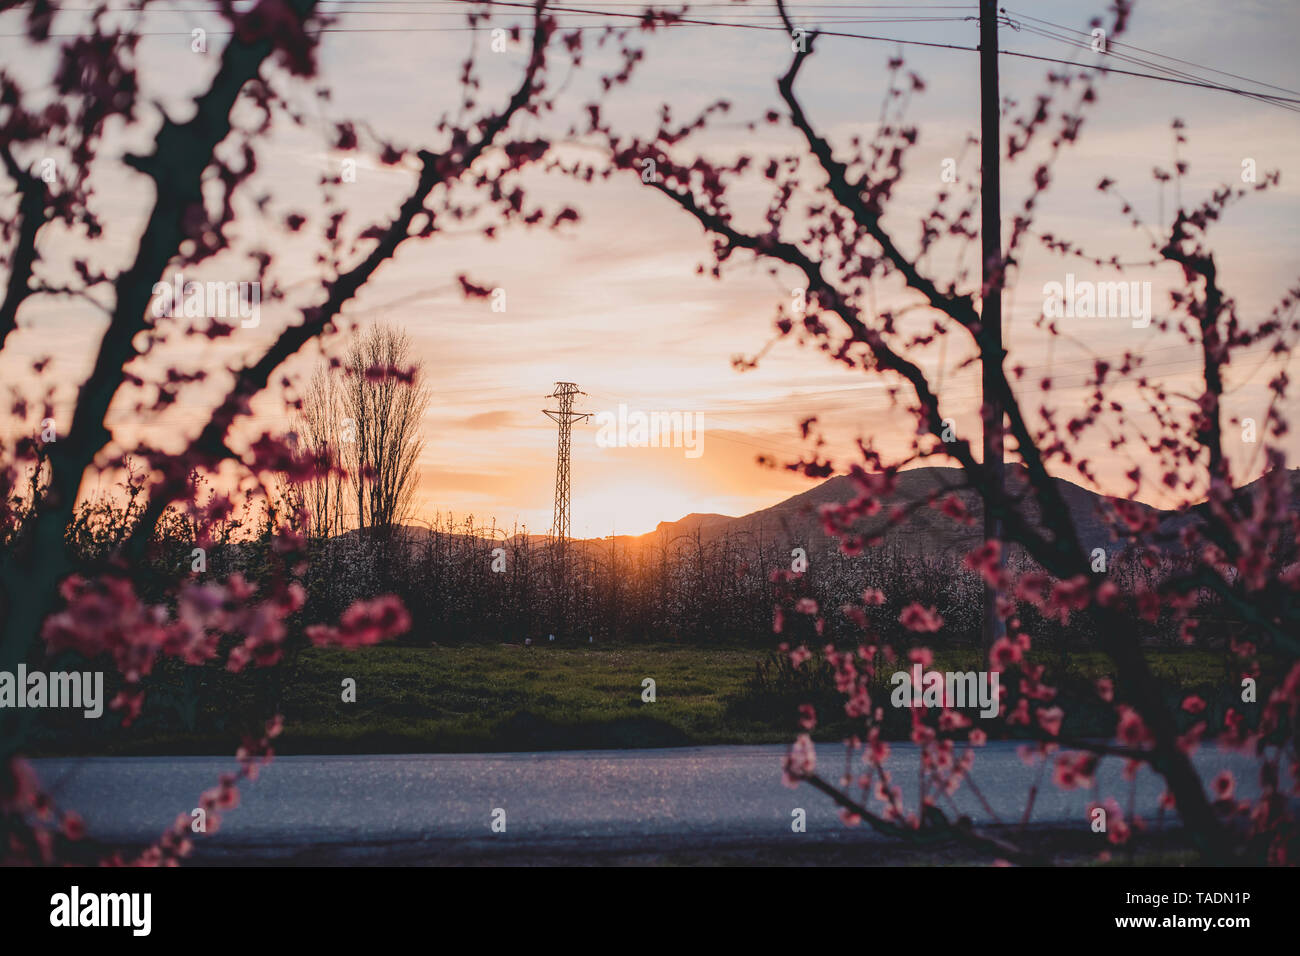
<box><xmin>32</xmin><ymin>742</ymin><xmax>1266</xmax><ymax>864</ymax></box>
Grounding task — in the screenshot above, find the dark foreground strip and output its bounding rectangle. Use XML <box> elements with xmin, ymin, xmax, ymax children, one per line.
<box><xmin>7</xmin><ymin>863</ymin><xmax>1284</xmax><ymax>942</ymax></box>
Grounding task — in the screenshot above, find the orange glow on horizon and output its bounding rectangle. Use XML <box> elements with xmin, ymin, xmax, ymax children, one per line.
<box><xmin>571</xmin><ymin>478</ymin><xmax>719</xmax><ymax>538</ymax></box>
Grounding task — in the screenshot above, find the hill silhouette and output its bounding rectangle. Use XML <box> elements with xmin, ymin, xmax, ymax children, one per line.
<box><xmin>360</xmin><ymin>465</ymin><xmax>1298</xmax><ymax>561</ymax></box>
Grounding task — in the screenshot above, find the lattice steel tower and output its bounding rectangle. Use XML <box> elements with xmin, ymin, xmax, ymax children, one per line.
<box><xmin>543</xmin><ymin>382</ymin><xmax>591</xmax><ymax>545</ymax></box>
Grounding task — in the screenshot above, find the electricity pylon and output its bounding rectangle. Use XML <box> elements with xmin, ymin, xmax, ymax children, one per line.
<box><xmin>543</xmin><ymin>382</ymin><xmax>590</xmax><ymax>548</ymax></box>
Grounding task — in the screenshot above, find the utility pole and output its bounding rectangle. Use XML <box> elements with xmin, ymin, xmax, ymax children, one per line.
<box><xmin>543</xmin><ymin>382</ymin><xmax>591</xmax><ymax>551</ymax></box>
<box><xmin>980</xmin><ymin>0</ymin><xmax>1007</xmax><ymax>652</ymax></box>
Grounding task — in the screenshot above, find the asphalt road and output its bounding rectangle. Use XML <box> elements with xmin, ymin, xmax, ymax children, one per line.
<box><xmin>31</xmin><ymin>742</ymin><xmax>1266</xmax><ymax>864</ymax></box>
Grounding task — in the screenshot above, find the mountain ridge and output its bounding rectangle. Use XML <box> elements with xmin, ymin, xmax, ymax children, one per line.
<box><xmin>369</xmin><ymin>465</ymin><xmax>1298</xmax><ymax>559</ymax></box>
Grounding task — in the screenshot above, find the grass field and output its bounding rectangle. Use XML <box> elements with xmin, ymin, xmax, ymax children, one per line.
<box><xmin>279</xmin><ymin>644</ymin><xmax>771</xmax><ymax>753</ymax></box>
<box><xmin>26</xmin><ymin>642</ymin><xmax>1243</xmax><ymax>756</ymax></box>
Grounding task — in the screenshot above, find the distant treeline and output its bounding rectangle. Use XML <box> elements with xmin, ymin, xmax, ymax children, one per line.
<box><xmin>135</xmin><ymin>523</ymin><xmax>1242</xmax><ymax>652</ymax></box>
<box><xmin>50</xmin><ymin>484</ymin><xmax>1248</xmax><ymax>652</ymax></box>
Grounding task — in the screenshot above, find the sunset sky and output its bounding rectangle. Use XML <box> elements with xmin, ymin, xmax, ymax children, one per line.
<box><xmin>2</xmin><ymin>0</ymin><xmax>1298</xmax><ymax>536</ymax></box>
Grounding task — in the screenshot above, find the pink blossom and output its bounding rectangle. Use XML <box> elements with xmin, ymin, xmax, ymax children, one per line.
<box><xmin>797</xmin><ymin>704</ymin><xmax>816</xmax><ymax>731</ymax></box>
<box><xmin>307</xmin><ymin>595</ymin><xmax>411</xmax><ymax>647</ymax></box>
<box><xmin>1212</xmin><ymin>770</ymin><xmax>1236</xmax><ymax>802</ymax></box>
<box><xmin>1115</xmin><ymin>706</ymin><xmax>1152</xmax><ymax>748</ymax></box>
<box><xmin>861</xmin><ymin>587</ymin><xmax>886</xmax><ymax>606</ymax></box>
<box><xmin>899</xmin><ymin>603</ymin><xmax>943</xmax><ymax>633</ymax></box>
<box><xmin>990</xmin><ymin>636</ymin><xmax>1022</xmax><ymax>670</ymax></box>
<box><xmin>963</xmin><ymin>540</ymin><xmax>1005</xmax><ymax>588</ymax></box>
<box><xmin>782</xmin><ymin>734</ymin><xmax>816</xmax><ymax>787</ymax></box>
<box><xmin>1036</xmin><ymin>706</ymin><xmax>1064</xmax><ymax>737</ymax></box>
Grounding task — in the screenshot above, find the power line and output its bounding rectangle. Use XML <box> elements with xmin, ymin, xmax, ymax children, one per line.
<box><xmin>1002</xmin><ymin>19</ymin><xmax>1300</xmax><ymax>112</ymax></box>
<box><xmin>10</xmin><ymin>0</ymin><xmax>1295</xmax><ymax>112</ymax></box>
<box><xmin>1007</xmin><ymin>9</ymin><xmax>1300</xmax><ymax>97</ymax></box>
<box><xmin>0</xmin><ymin>1</ymin><xmax>986</xmax><ymax>52</ymax></box>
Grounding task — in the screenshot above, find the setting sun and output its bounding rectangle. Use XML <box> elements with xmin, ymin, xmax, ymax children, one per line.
<box><xmin>573</xmin><ymin>478</ymin><xmax>716</xmax><ymax>538</ymax></box>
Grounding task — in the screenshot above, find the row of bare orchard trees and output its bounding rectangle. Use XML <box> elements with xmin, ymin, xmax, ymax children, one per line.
<box><xmin>48</xmin><ymin>484</ymin><xmax>1261</xmax><ymax>656</ymax></box>
<box><xmin>1</xmin><ymin>0</ymin><xmax>1297</xmax><ymax>865</ymax></box>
